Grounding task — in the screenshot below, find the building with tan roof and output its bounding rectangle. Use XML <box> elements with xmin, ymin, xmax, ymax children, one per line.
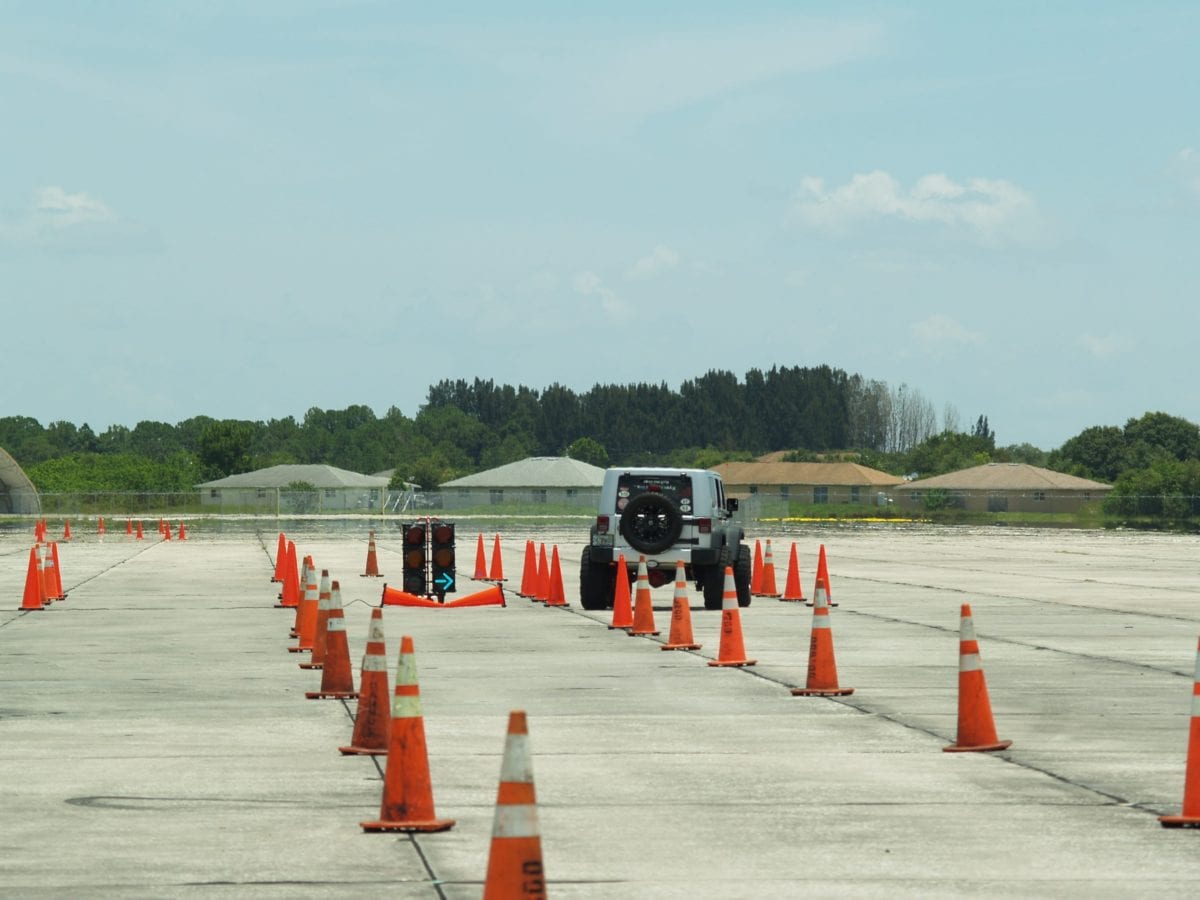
<box><xmin>891</xmin><ymin>463</ymin><xmax>1111</xmax><ymax>513</ymax></box>
<box><xmin>712</xmin><ymin>461</ymin><xmax>904</xmax><ymax>506</ymax></box>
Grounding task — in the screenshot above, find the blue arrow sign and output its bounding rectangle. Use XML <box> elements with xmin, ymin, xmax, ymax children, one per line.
<box><xmin>435</xmin><ymin>572</ymin><xmax>455</xmax><ymax>591</ymax></box>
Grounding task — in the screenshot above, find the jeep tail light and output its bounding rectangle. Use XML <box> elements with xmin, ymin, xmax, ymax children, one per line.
<box><xmin>696</xmin><ymin>518</ymin><xmax>712</xmax><ymax>534</ymax></box>
<box><xmin>596</xmin><ymin>515</ymin><xmax>609</xmax><ymax>534</ymax></box>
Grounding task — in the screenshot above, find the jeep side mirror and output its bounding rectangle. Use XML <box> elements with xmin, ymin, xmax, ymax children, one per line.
<box><xmin>726</xmin><ymin>498</ymin><xmax>739</xmax><ymax>513</ymax></box>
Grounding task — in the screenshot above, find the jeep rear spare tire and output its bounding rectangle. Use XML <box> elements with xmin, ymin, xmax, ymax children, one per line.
<box><xmin>618</xmin><ymin>492</ymin><xmax>684</xmax><ymax>555</ymax></box>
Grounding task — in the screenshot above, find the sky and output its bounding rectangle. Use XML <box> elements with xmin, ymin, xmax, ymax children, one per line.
<box><xmin>2</xmin><ymin>1</ymin><xmax>1199</xmax><ymax>451</ymax></box>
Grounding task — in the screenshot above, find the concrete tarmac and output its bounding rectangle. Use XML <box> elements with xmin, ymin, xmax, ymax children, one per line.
<box><xmin>3</xmin><ymin>521</ymin><xmax>1200</xmax><ymax>898</ymax></box>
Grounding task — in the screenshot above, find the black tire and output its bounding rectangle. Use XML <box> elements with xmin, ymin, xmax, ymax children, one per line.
<box><xmin>618</xmin><ymin>492</ymin><xmax>684</xmax><ymax>555</ymax></box>
<box><xmin>734</xmin><ymin>542</ymin><xmax>752</xmax><ymax>607</ymax></box>
<box><xmin>579</xmin><ymin>545</ymin><xmax>614</xmax><ymax>610</ymax></box>
<box><xmin>701</xmin><ymin>546</ymin><xmax>731</xmax><ymax>610</ymax></box>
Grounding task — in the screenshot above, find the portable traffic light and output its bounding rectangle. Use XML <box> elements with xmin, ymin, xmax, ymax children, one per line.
<box><xmin>402</xmin><ymin>523</ymin><xmax>428</xmax><ymax>595</ymax></box>
<box><xmin>430</xmin><ymin>521</ymin><xmax>456</xmax><ymax>597</ymax></box>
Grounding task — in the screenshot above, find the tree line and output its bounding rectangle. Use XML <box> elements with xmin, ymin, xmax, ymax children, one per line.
<box><xmin>3</xmin><ymin>368</ymin><xmax>1199</xmax><ymax>519</ymax></box>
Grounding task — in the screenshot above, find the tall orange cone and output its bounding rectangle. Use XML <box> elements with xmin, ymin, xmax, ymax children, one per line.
<box><xmin>629</xmin><ymin>557</ymin><xmax>660</xmax><ymax>637</ymax></box>
<box><xmin>518</xmin><ymin>541</ymin><xmax>536</xmax><ymax>597</ymax></box>
<box><xmin>36</xmin><ymin>544</ymin><xmax>53</xmax><ymax>603</ymax></box>
<box><xmin>272</xmin><ymin>532</ymin><xmax>287</xmax><ymax>582</ymax></box>
<box><xmin>275</xmin><ymin>541</ymin><xmax>300</xmax><ymax>608</ymax></box>
<box><xmin>758</xmin><ymin>539</ymin><xmax>781</xmax><ymax>598</ymax></box>
<box><xmin>473</xmin><ymin>533</ymin><xmax>489</xmax><ymax>579</ymax></box>
<box><xmin>177</xmin><ymin>522</ymin><xmax>187</xmax><ymax>540</ymax></box>
<box><xmin>708</xmin><ymin>566</ymin><xmax>756</xmax><ymax>667</ymax></box>
<box><xmin>488</xmin><ymin>534</ymin><xmax>506</xmax><ymax>582</ymax></box>
<box><xmin>300</xmin><ymin>570</ymin><xmax>334</xmax><ymax>669</ymax></box>
<box><xmin>361</xmin><ymin>635</ymin><xmax>456</xmax><ymax>833</ymax></box>
<box><xmin>126</xmin><ymin>518</ymin><xmax>133</xmax><ymax>538</ymax></box>
<box><xmin>135</xmin><ymin>520</ymin><xmax>144</xmax><ymax>540</ymax></box>
<box><xmin>361</xmin><ymin>530</ymin><xmax>382</xmax><ymax>577</ymax></box>
<box><xmin>751</xmin><ymin>539</ymin><xmax>764</xmax><ymax>595</ymax></box>
<box><xmin>307</xmin><ymin>582</ymin><xmax>358</xmax><ymax>699</ymax></box>
<box><xmin>608</xmin><ymin>554</ymin><xmax>633</xmax><ymax>631</ymax></box>
<box><xmin>340</xmin><ymin>607</ymin><xmax>391</xmax><ymax>756</ymax></box>
<box><xmin>483</xmin><ymin>710</ymin><xmax>545</xmax><ymax>900</ymax></box>
<box><xmin>781</xmin><ymin>542</ymin><xmax>806</xmax><ymax>602</ymax></box>
<box><xmin>943</xmin><ymin>603</ymin><xmax>1011</xmax><ymax>752</ymax></box>
<box><xmin>533</xmin><ymin>544</ymin><xmax>550</xmax><ymax>603</ymax></box>
<box><xmin>49</xmin><ymin>542</ymin><xmax>65</xmax><ymax>601</ymax></box>
<box><xmin>62</xmin><ymin>520</ymin><xmax>72</xmax><ymax>541</ymax></box>
<box><xmin>163</xmin><ymin>521</ymin><xmax>172</xmax><ymax>541</ymax></box>
<box><xmin>1161</xmin><ymin>637</ymin><xmax>1200</xmax><ymax>827</ymax></box>
<box><xmin>662</xmin><ymin>560</ymin><xmax>701</xmax><ymax>651</ymax></box>
<box><xmin>810</xmin><ymin>543</ymin><xmax>837</xmax><ymax>607</ymax></box>
<box><xmin>790</xmin><ymin>584</ymin><xmax>853</xmax><ymax>697</ymax></box>
<box><xmin>289</xmin><ymin>565</ymin><xmax>320</xmax><ymax>653</ymax></box>
<box><xmin>19</xmin><ymin>547</ymin><xmax>45</xmax><ymax>610</ymax></box>
<box><xmin>544</xmin><ymin>546</ymin><xmax>567</xmax><ymax>607</ymax></box>
<box><xmin>97</xmin><ymin>517</ymin><xmax>106</xmax><ymax>539</ymax></box>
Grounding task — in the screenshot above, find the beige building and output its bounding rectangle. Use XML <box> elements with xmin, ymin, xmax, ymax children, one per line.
<box><xmin>439</xmin><ymin>457</ymin><xmax>605</xmax><ymax>509</ymax></box>
<box><xmin>196</xmin><ymin>464</ymin><xmax>388</xmax><ymax>513</ymax></box>
<box><xmin>712</xmin><ymin>461</ymin><xmax>904</xmax><ymax>505</ymax></box>
<box><xmin>892</xmin><ymin>463</ymin><xmax>1111</xmax><ymax>513</ymax></box>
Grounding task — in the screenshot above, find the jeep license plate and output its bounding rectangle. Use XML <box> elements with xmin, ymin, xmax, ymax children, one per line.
<box><xmin>593</xmin><ymin>534</ymin><xmax>614</xmax><ymax>547</ymax></box>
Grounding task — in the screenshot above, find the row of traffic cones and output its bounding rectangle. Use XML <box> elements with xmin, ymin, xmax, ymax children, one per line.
<box><xmin>516</xmin><ymin>541</ymin><xmax>568</xmax><ymax>606</ymax></box>
<box><xmin>472</xmin><ymin>533</ymin><xmax>507</xmax><ymax>583</ymax></box>
<box><xmin>31</xmin><ymin>518</ymin><xmax>187</xmax><ymax>542</ymax></box>
<box><xmin>266</xmin><ymin>533</ymin><xmax>545</xmax><ymax>891</ymax></box>
<box><xmin>18</xmin><ymin>542</ymin><xmax>66</xmax><ymax>610</ymax></box>
<box><xmin>751</xmin><ymin>539</ymin><xmax>834</xmax><ymax>606</ymax></box>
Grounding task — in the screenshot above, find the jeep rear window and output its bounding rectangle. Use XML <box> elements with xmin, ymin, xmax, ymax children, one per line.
<box><xmin>615</xmin><ymin>474</ymin><xmax>693</xmax><ymax>514</ymax></box>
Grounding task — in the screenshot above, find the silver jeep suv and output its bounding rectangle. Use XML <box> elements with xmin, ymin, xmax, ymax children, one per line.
<box><xmin>580</xmin><ymin>467</ymin><xmax>751</xmax><ymax>610</ymax></box>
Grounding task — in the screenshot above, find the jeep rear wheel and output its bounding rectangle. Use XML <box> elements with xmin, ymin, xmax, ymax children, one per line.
<box><xmin>579</xmin><ymin>546</ymin><xmax>614</xmax><ymax>610</ymax></box>
<box><xmin>618</xmin><ymin>492</ymin><xmax>684</xmax><ymax>555</ymax></box>
<box><xmin>733</xmin><ymin>542</ymin><xmax>752</xmax><ymax>607</ymax></box>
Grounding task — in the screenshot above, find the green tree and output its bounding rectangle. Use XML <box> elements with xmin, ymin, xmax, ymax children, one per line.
<box><xmin>198</xmin><ymin>421</ymin><xmax>255</xmax><ymax>479</ymax></box>
<box><xmin>566</xmin><ymin>437</ymin><xmax>609</xmax><ymax>467</ymax></box>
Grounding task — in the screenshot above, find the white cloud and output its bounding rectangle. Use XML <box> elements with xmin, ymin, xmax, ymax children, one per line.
<box><xmin>573</xmin><ymin>270</ymin><xmax>627</xmax><ymax>318</ymax></box>
<box><xmin>1078</xmin><ymin>332</ymin><xmax>1127</xmax><ymax>359</ymax></box>
<box><xmin>792</xmin><ymin>170</ymin><xmax>1040</xmax><ymax>246</ymax></box>
<box><xmin>32</xmin><ymin>186</ymin><xmax>114</xmax><ymax>227</ymax></box>
<box><xmin>911</xmin><ymin>314</ymin><xmax>982</xmax><ymax>346</ymax></box>
<box><xmin>626</xmin><ymin>245</ymin><xmax>680</xmax><ymax>281</ymax></box>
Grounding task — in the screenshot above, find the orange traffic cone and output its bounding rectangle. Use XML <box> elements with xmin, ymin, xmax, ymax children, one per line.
<box><xmin>488</xmin><ymin>535</ymin><xmax>506</xmax><ymax>582</ymax></box>
<box><xmin>62</xmin><ymin>520</ymin><xmax>72</xmax><ymax>541</ymax></box>
<box><xmin>810</xmin><ymin>544</ymin><xmax>837</xmax><ymax>607</ymax></box>
<box><xmin>545</xmin><ymin>546</ymin><xmax>567</xmax><ymax>607</ymax></box>
<box><xmin>708</xmin><ymin>566</ymin><xmax>756</xmax><ymax>667</ymax></box>
<box><xmin>276</xmin><ymin>541</ymin><xmax>301</xmax><ymax>608</ymax></box>
<box><xmin>360</xmin><ymin>635</ymin><xmax>456</xmax><ymax>833</ymax></box>
<box><xmin>340</xmin><ymin>607</ymin><xmax>391</xmax><ymax>756</ymax></box>
<box><xmin>49</xmin><ymin>542</ymin><xmax>65</xmax><ymax>601</ymax></box>
<box><xmin>751</xmin><ymin>540</ymin><xmax>764</xmax><ymax>595</ymax></box>
<box><xmin>19</xmin><ymin>547</ymin><xmax>45</xmax><ymax>610</ymax></box>
<box><xmin>287</xmin><ymin>553</ymin><xmax>310</xmax><ymax>623</ymax></box>
<box><xmin>34</xmin><ymin>520</ymin><xmax>44</xmax><ymax>543</ymax></box>
<box><xmin>177</xmin><ymin>522</ymin><xmax>187</xmax><ymax>540</ymax></box>
<box><xmin>518</xmin><ymin>541</ymin><xmax>536</xmax><ymax>597</ymax></box>
<box><xmin>1161</xmin><ymin>637</ymin><xmax>1200</xmax><ymax>827</ymax></box>
<box><xmin>289</xmin><ymin>565</ymin><xmax>320</xmax><ymax>653</ymax></box>
<box><xmin>361</xmin><ymin>530</ymin><xmax>382</xmax><ymax>577</ymax></box>
<box><xmin>307</xmin><ymin>582</ymin><xmax>358</xmax><ymax>699</ymax></box>
<box><xmin>629</xmin><ymin>557</ymin><xmax>660</xmax><ymax>637</ymax></box>
<box><xmin>758</xmin><ymin>539</ymin><xmax>781</xmax><ymax>598</ymax></box>
<box><xmin>533</xmin><ymin>544</ymin><xmax>550</xmax><ymax>603</ymax></box>
<box><xmin>300</xmin><ymin>570</ymin><xmax>334</xmax><ymax>670</ymax></box>
<box><xmin>483</xmin><ymin>710</ymin><xmax>545</xmax><ymax>899</ymax></box>
<box><xmin>97</xmin><ymin>517</ymin><xmax>106</xmax><ymax>539</ymax></box>
<box><xmin>271</xmin><ymin>532</ymin><xmax>287</xmax><ymax>582</ymax></box>
<box><xmin>609</xmin><ymin>554</ymin><xmax>633</xmax><ymax>630</ymax></box>
<box><xmin>163</xmin><ymin>521</ymin><xmax>172</xmax><ymax>541</ymax></box>
<box><xmin>473</xmin><ymin>533</ymin><xmax>488</xmax><ymax>579</ymax></box>
<box><xmin>944</xmin><ymin>603</ymin><xmax>1011</xmax><ymax>752</ymax></box>
<box><xmin>662</xmin><ymin>560</ymin><xmax>701</xmax><ymax>651</ymax></box>
<box><xmin>790</xmin><ymin>586</ymin><xmax>853</xmax><ymax>697</ymax></box>
<box><xmin>36</xmin><ymin>544</ymin><xmax>53</xmax><ymax>603</ymax></box>
<box><xmin>781</xmin><ymin>543</ymin><xmax>806</xmax><ymax>602</ymax></box>
<box><xmin>135</xmin><ymin>520</ymin><xmax>144</xmax><ymax>540</ymax></box>
<box><xmin>125</xmin><ymin>518</ymin><xmax>133</xmax><ymax>538</ymax></box>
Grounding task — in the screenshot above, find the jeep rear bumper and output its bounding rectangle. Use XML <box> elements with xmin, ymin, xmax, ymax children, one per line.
<box><xmin>587</xmin><ymin>545</ymin><xmax>723</xmax><ymax>567</ymax></box>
